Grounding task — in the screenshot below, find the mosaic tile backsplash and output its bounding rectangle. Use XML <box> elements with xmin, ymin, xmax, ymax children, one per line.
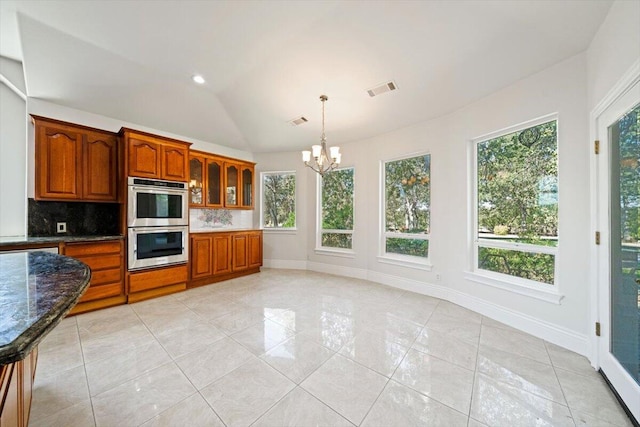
<box><xmin>189</xmin><ymin>208</ymin><xmax>253</xmax><ymax>230</ymax></box>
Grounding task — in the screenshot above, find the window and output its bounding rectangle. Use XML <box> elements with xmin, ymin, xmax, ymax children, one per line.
<box><xmin>318</xmin><ymin>167</ymin><xmax>354</xmax><ymax>250</ymax></box>
<box><xmin>381</xmin><ymin>154</ymin><xmax>431</xmax><ymax>265</ymax></box>
<box><xmin>261</xmin><ymin>171</ymin><xmax>296</xmax><ymax>229</ymax></box>
<box><xmin>473</xmin><ymin>116</ymin><xmax>558</xmax><ymax>287</ymax></box>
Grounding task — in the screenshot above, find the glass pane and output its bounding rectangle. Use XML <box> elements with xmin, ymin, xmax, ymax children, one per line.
<box><xmin>477</xmin><ymin>120</ymin><xmax>558</xmax><ymax>247</ymax></box>
<box><xmin>386</xmin><ymin>238</ymin><xmax>429</xmax><ymax>258</ymax></box>
<box><xmin>610</xmin><ymin>102</ymin><xmax>640</xmax><ymax>385</ymax></box>
<box><xmin>478</xmin><ymin>246</ymin><xmax>555</xmax><ymax>284</ymax></box>
<box><xmin>242</xmin><ymin>168</ymin><xmax>253</xmax><ymax>206</ymax></box>
<box><xmin>207</xmin><ymin>161</ymin><xmax>221</xmax><ymax>205</ymax></box>
<box><xmin>385</xmin><ymin>154</ymin><xmax>430</xmax><ymax>234</ymax></box>
<box><xmin>262</xmin><ymin>173</ymin><xmax>296</xmax><ymax>228</ymax></box>
<box><xmin>136</xmin><ymin>231</ymin><xmax>183</xmax><ymax>259</ymax></box>
<box><xmin>189</xmin><ymin>158</ymin><xmax>203</xmax><ymax>204</ymax></box>
<box><xmin>226</xmin><ymin>165</ymin><xmax>238</xmax><ymax>206</ymax></box>
<box><xmin>322</xmin><ymin>233</ymin><xmax>352</xmax><ymax>249</ymax></box>
<box><xmin>321</xmin><ymin>168</ymin><xmax>354</xmax><ymax>230</ymax></box>
<box><xmin>136</xmin><ymin>193</ymin><xmax>182</xmax><ymax>219</ymax></box>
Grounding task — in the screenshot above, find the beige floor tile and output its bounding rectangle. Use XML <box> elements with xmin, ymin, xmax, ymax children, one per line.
<box><xmin>30</xmin><ymin>365</ymin><xmax>90</xmax><ymax>424</ymax></box>
<box><xmin>175</xmin><ymin>337</ymin><xmax>255</xmax><ymax>389</ymax></box>
<box><xmin>200</xmin><ymin>358</ymin><xmax>295</xmax><ymax>427</ymax></box>
<box><xmin>260</xmin><ymin>334</ymin><xmax>334</xmax><ymax>383</ymax></box>
<box><xmin>470</xmin><ymin>373</ymin><xmax>574</xmax><ymax>427</ymax></box>
<box><xmin>210</xmin><ymin>306</ymin><xmax>267</xmax><ymax>334</ymax></box>
<box><xmin>252</xmin><ymin>387</ymin><xmax>354</xmax><ymax>427</ymax></box>
<box><xmin>140</xmin><ymin>393</ymin><xmax>225</xmax><ymax>427</ymax></box>
<box><xmin>545</xmin><ymin>341</ymin><xmax>599</xmax><ymax>378</ymax></box>
<box><xmin>92</xmin><ymin>363</ymin><xmax>195</xmax><ymax>427</ymax></box>
<box><xmin>338</xmin><ymin>329</ymin><xmax>409</xmax><ymax>377</ymax></box>
<box><xmin>412</xmin><ymin>327</ymin><xmax>478</xmax><ymax>370</ymax></box>
<box><xmin>479</xmin><ymin>324</ymin><xmax>551</xmax><ymax>364</ymax></box>
<box><xmin>230</xmin><ymin>318</ymin><xmax>296</xmax><ymax>356</ymax></box>
<box><xmin>426</xmin><ymin>311</ymin><xmax>482</xmax><ymax>345</ymax></box>
<box><xmin>434</xmin><ymin>301</ymin><xmax>482</xmax><ymax>324</ymax></box>
<box><xmin>29</xmin><ymin>399</ymin><xmax>95</xmax><ymax>427</ymax></box>
<box><xmin>301</xmin><ymin>353</ymin><xmax>388</xmax><ymax>425</ymax></box>
<box><xmin>153</xmin><ymin>318</ymin><xmax>226</xmax><ymax>358</ymax></box>
<box><xmin>80</xmin><ymin>323</ymin><xmax>156</xmax><ymax>365</ymax></box>
<box><xmin>392</xmin><ymin>349</ymin><xmax>474</xmax><ymax>413</ymax></box>
<box><xmin>361</xmin><ymin>381</ymin><xmax>468</xmax><ymax>427</ymax></box>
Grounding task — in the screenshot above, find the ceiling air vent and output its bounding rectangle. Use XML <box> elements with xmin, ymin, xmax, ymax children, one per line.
<box><xmin>288</xmin><ymin>116</ymin><xmax>308</xmax><ymax>126</ymax></box>
<box><xmin>367</xmin><ymin>81</ymin><xmax>398</xmax><ymax>97</ymax></box>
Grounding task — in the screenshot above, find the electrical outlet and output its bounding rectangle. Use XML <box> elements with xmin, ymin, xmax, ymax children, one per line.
<box><xmin>56</xmin><ymin>222</ymin><xmax>67</xmax><ymax>233</ymax></box>
<box><xmin>436</xmin><ymin>273</ymin><xmax>441</xmax><ymax>281</ymax></box>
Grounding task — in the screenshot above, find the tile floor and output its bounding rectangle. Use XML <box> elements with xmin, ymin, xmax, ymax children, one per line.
<box><xmin>30</xmin><ymin>269</ymin><xmax>633</xmax><ymax>427</ymax></box>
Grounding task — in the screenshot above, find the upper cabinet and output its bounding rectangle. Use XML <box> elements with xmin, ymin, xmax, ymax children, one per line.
<box><xmin>33</xmin><ymin>116</ymin><xmax>118</xmax><ymax>202</ymax></box>
<box><xmin>189</xmin><ymin>150</ymin><xmax>255</xmax><ymax>209</ymax></box>
<box><xmin>122</xmin><ymin>129</ymin><xmax>190</xmax><ymax>182</ymax></box>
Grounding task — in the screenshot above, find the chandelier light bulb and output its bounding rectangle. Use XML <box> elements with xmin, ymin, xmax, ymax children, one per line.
<box><xmin>301</xmin><ymin>95</ymin><xmax>342</xmax><ymax>177</ymax></box>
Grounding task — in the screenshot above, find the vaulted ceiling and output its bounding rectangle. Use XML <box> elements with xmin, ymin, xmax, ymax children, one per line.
<box><xmin>0</xmin><ymin>1</ymin><xmax>612</xmax><ymax>153</ymax></box>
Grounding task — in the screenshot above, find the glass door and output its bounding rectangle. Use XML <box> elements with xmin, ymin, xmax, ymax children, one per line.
<box><xmin>598</xmin><ymin>79</ymin><xmax>640</xmax><ymax>422</ymax></box>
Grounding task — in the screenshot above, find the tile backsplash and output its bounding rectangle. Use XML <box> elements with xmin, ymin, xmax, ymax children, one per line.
<box><xmin>28</xmin><ymin>199</ymin><xmax>120</xmax><ymax>236</ymax></box>
<box><xmin>190</xmin><ymin>208</ymin><xmax>253</xmax><ymax>230</ymax></box>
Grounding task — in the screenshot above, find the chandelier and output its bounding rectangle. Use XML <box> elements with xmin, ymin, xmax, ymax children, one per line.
<box><xmin>302</xmin><ymin>95</ymin><xmax>341</xmax><ymax>177</ymax></box>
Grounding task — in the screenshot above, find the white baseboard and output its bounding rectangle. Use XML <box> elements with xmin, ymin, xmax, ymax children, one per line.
<box><xmin>306</xmin><ymin>261</ymin><xmax>368</xmax><ymax>280</ymax></box>
<box><xmin>263</xmin><ymin>259</ymin><xmax>590</xmax><ymax>357</ymax></box>
<box><xmin>262</xmin><ymin>259</ymin><xmax>307</xmax><ymax>270</ymax></box>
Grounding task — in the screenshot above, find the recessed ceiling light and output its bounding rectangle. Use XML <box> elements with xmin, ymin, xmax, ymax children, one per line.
<box><xmin>192</xmin><ymin>75</ymin><xmax>205</xmax><ymax>84</ymax></box>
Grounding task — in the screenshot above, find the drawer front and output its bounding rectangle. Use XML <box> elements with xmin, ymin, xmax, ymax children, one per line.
<box><xmin>64</xmin><ymin>240</ymin><xmax>122</xmax><ymax>256</ymax></box>
<box><xmin>129</xmin><ymin>264</ymin><xmax>188</xmax><ymax>293</ymax></box>
<box><xmin>78</xmin><ymin>254</ymin><xmax>121</xmax><ymax>271</ymax></box>
<box><xmin>79</xmin><ymin>282</ymin><xmax>124</xmax><ymax>302</ymax></box>
<box><xmin>91</xmin><ymin>268</ymin><xmax>122</xmax><ymax>286</ymax></box>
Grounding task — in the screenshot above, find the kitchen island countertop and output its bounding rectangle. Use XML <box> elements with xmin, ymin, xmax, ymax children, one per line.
<box><xmin>0</xmin><ymin>251</ymin><xmax>90</xmax><ymax>365</ymax></box>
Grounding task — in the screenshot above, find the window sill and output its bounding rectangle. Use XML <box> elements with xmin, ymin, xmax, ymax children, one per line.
<box><xmin>464</xmin><ymin>271</ymin><xmax>564</xmax><ymax>304</ymax></box>
<box><xmin>377</xmin><ymin>255</ymin><xmax>433</xmax><ymax>271</ymax></box>
<box><xmin>262</xmin><ymin>228</ymin><xmax>297</xmax><ymax>235</ymax></box>
<box><xmin>314</xmin><ymin>248</ymin><xmax>356</xmax><ymax>258</ymax></box>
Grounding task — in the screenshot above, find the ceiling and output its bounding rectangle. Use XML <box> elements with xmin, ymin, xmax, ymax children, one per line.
<box><xmin>0</xmin><ymin>1</ymin><xmax>612</xmax><ymax>153</ymax></box>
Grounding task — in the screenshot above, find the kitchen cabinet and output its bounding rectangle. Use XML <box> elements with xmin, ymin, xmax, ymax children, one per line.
<box><xmin>122</xmin><ymin>129</ymin><xmax>190</xmax><ymax>182</ymax></box>
<box><xmin>63</xmin><ymin>239</ymin><xmax>126</xmax><ymax>314</ymax></box>
<box><xmin>33</xmin><ymin>116</ymin><xmax>118</xmax><ymax>202</ymax></box>
<box><xmin>0</xmin><ymin>348</ymin><xmax>37</xmax><ymax>427</ymax></box>
<box><xmin>189</xmin><ymin>150</ymin><xmax>255</xmax><ymax>209</ymax></box>
<box><xmin>189</xmin><ymin>230</ymin><xmax>262</xmax><ymax>287</ymax></box>
<box><xmin>127</xmin><ymin>264</ymin><xmax>188</xmax><ymax>303</ymax></box>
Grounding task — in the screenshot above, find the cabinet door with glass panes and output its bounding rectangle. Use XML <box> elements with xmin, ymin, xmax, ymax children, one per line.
<box><xmin>240</xmin><ymin>165</ymin><xmax>254</xmax><ymax>209</ymax></box>
<box><xmin>189</xmin><ymin>156</ymin><xmax>205</xmax><ymax>206</ymax></box>
<box><xmin>224</xmin><ymin>162</ymin><xmax>240</xmax><ymax>208</ymax></box>
<box><xmin>206</xmin><ymin>157</ymin><xmax>223</xmax><ymax>207</ymax></box>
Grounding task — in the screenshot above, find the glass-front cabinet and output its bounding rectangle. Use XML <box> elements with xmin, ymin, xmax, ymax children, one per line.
<box><xmin>225</xmin><ymin>163</ymin><xmax>239</xmax><ymax>207</ymax></box>
<box><xmin>241</xmin><ymin>166</ymin><xmax>253</xmax><ymax>208</ymax></box>
<box><xmin>189</xmin><ymin>150</ymin><xmax>255</xmax><ymax>209</ymax></box>
<box><xmin>189</xmin><ymin>157</ymin><xmax>204</xmax><ymax>206</ymax></box>
<box><xmin>206</xmin><ymin>158</ymin><xmax>223</xmax><ymax>207</ymax></box>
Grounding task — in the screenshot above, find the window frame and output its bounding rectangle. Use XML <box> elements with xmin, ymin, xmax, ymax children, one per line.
<box><xmin>315</xmin><ymin>166</ymin><xmax>355</xmax><ymax>256</ymax></box>
<box><xmin>378</xmin><ymin>152</ymin><xmax>432</xmax><ymax>270</ymax></box>
<box><xmin>260</xmin><ymin>170</ymin><xmax>297</xmax><ymax>232</ymax></box>
<box><xmin>467</xmin><ymin>113</ymin><xmax>563</xmax><ymax>304</ymax></box>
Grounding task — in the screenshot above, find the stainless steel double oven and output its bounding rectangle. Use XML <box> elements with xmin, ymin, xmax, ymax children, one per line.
<box><xmin>127</xmin><ymin>177</ymin><xmax>189</xmax><ymax>270</ymax></box>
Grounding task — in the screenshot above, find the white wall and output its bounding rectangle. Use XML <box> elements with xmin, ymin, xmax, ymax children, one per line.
<box><xmin>0</xmin><ymin>56</ymin><xmax>27</xmax><ymax>237</ymax></box>
<box><xmin>587</xmin><ymin>0</ymin><xmax>640</xmax><ymax>110</ymax></box>
<box><xmin>256</xmin><ymin>53</ymin><xmax>591</xmax><ymax>354</ymax></box>
<box><xmin>0</xmin><ymin>82</ymin><xmax>27</xmax><ymax>237</ymax></box>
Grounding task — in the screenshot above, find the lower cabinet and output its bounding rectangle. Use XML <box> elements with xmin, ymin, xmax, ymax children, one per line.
<box><xmin>0</xmin><ymin>347</ymin><xmax>38</xmax><ymax>427</ymax></box>
<box><xmin>63</xmin><ymin>239</ymin><xmax>126</xmax><ymax>315</ymax></box>
<box><xmin>127</xmin><ymin>264</ymin><xmax>188</xmax><ymax>303</ymax></box>
<box><xmin>190</xmin><ymin>230</ymin><xmax>262</xmax><ymax>287</ymax></box>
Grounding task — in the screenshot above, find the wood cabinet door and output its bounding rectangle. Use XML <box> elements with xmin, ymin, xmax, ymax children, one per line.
<box><xmin>128</xmin><ymin>137</ymin><xmax>161</xmax><ymax>178</ymax></box>
<box><xmin>83</xmin><ymin>132</ymin><xmax>118</xmax><ymax>201</ymax></box>
<box><xmin>232</xmin><ymin>233</ymin><xmax>249</xmax><ymax>272</ymax></box>
<box><xmin>224</xmin><ymin>163</ymin><xmax>240</xmax><ymax>208</ymax></box>
<box><xmin>240</xmin><ymin>165</ymin><xmax>254</xmax><ymax>209</ymax></box>
<box><xmin>35</xmin><ymin>124</ymin><xmax>83</xmax><ymax>200</ymax></box>
<box><xmin>162</xmin><ymin>145</ymin><xmax>188</xmax><ymax>181</ymax></box>
<box><xmin>189</xmin><ymin>156</ymin><xmax>205</xmax><ymax>206</ymax></box>
<box><xmin>206</xmin><ymin>158</ymin><xmax>223</xmax><ymax>207</ymax></box>
<box><xmin>212</xmin><ymin>234</ymin><xmax>232</xmax><ymax>275</ymax></box>
<box><xmin>191</xmin><ymin>235</ymin><xmax>213</xmax><ymax>279</ymax></box>
<box><xmin>248</xmin><ymin>232</ymin><xmax>262</xmax><ymax>268</ymax></box>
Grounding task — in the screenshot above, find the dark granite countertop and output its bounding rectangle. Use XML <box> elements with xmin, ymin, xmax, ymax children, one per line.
<box><xmin>0</xmin><ymin>235</ymin><xmax>124</xmax><ymax>248</ymax></box>
<box><xmin>0</xmin><ymin>251</ymin><xmax>91</xmax><ymax>365</ymax></box>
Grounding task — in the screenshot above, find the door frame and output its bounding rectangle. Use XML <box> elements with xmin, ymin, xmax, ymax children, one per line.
<box><xmin>589</xmin><ymin>59</ymin><xmax>640</xmax><ymax>420</ymax></box>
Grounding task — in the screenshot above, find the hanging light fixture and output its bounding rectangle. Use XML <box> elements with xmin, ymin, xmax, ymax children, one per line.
<box><xmin>302</xmin><ymin>95</ymin><xmax>341</xmax><ymax>177</ymax></box>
